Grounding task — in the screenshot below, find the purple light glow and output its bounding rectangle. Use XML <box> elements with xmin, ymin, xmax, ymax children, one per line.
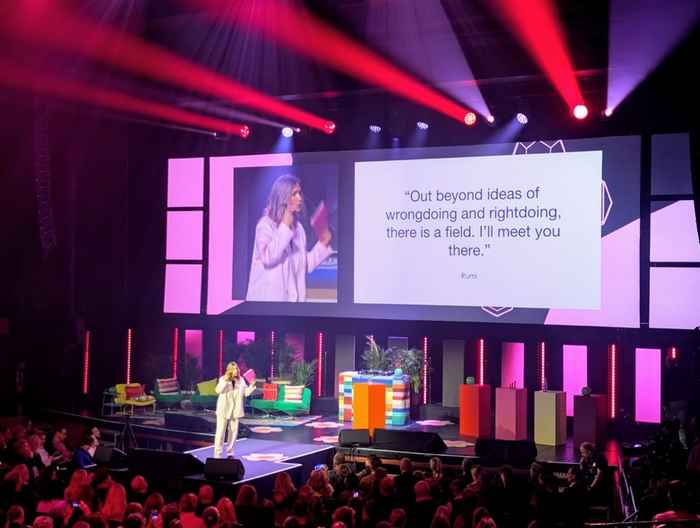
<box><xmin>236</xmin><ymin>331</ymin><xmax>256</xmax><ymax>345</ymax></box>
<box><xmin>650</xmin><ymin>201</ymin><xmax>700</xmax><ymax>262</ymax></box>
<box><xmin>650</xmin><ymin>267</ymin><xmax>700</xmax><ymax>330</ymax></box>
<box><xmin>635</xmin><ymin>348</ymin><xmax>661</xmax><ymax>423</ymax></box>
<box><xmin>163</xmin><ymin>264</ymin><xmax>202</xmax><ymax>313</ymax></box>
<box><xmin>184</xmin><ymin>329</ymin><xmax>204</xmax><ymax>369</ymax></box>
<box><xmin>166</xmin><ymin>211</ymin><xmax>203</xmax><ymax>260</ymax></box>
<box><xmin>365</xmin><ymin>0</ymin><xmax>491</xmax><ymax>118</ymax></box>
<box><xmin>563</xmin><ymin>344</ymin><xmax>588</xmax><ymax>417</ymax></box>
<box><xmin>167</xmin><ymin>158</ymin><xmax>204</xmax><ymax>207</ymax></box>
<box><xmin>608</xmin><ymin>0</ymin><xmax>700</xmax><ymax>112</ymax></box>
<box><xmin>501</xmin><ymin>342</ymin><xmax>525</xmax><ymax>389</ymax></box>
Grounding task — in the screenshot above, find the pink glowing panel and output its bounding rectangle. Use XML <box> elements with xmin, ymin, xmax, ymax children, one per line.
<box><xmin>650</xmin><ymin>201</ymin><xmax>700</xmax><ymax>262</ymax></box>
<box><xmin>167</xmin><ymin>158</ymin><xmax>204</xmax><ymax>207</ymax></box>
<box><xmin>635</xmin><ymin>348</ymin><xmax>661</xmax><ymax>423</ymax></box>
<box><xmin>163</xmin><ymin>264</ymin><xmax>202</xmax><ymax>313</ymax></box>
<box><xmin>546</xmin><ymin>219</ymin><xmax>640</xmax><ymax>328</ymax></box>
<box><xmin>207</xmin><ymin>154</ymin><xmax>293</xmax><ymax>314</ymax></box>
<box><xmin>563</xmin><ymin>345</ymin><xmax>588</xmax><ymax>416</ymax></box>
<box><xmin>501</xmin><ymin>342</ymin><xmax>525</xmax><ymax>389</ymax></box>
<box><xmin>185</xmin><ymin>329</ymin><xmax>203</xmax><ymax>369</ymax></box>
<box><xmin>166</xmin><ymin>211</ymin><xmax>203</xmax><ymax>260</ymax></box>
<box><xmin>236</xmin><ymin>331</ymin><xmax>256</xmax><ymax>344</ymax></box>
<box><xmin>650</xmin><ymin>267</ymin><xmax>700</xmax><ymax>330</ymax></box>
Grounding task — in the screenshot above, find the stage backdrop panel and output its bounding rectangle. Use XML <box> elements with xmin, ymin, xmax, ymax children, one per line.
<box><xmin>442</xmin><ymin>340</ymin><xmax>465</xmax><ymax>407</ymax></box>
<box><xmin>635</xmin><ymin>348</ymin><xmax>661</xmax><ymax>424</ymax></box>
<box><xmin>501</xmin><ymin>342</ymin><xmax>525</xmax><ymax>389</ymax></box>
<box><xmin>563</xmin><ymin>345</ymin><xmax>588</xmax><ymax>416</ymax></box>
<box><xmin>334</xmin><ymin>335</ymin><xmax>356</xmax><ymax>397</ymax></box>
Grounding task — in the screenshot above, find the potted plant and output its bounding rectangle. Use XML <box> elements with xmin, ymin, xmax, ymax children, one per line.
<box><xmin>290</xmin><ymin>359</ymin><xmax>317</xmax><ymax>387</ymax></box>
<box><xmin>361</xmin><ymin>336</ymin><xmax>392</xmax><ymax>373</ymax></box>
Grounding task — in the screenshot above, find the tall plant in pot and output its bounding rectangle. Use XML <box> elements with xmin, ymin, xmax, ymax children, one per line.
<box><xmin>361</xmin><ymin>336</ymin><xmax>392</xmax><ymax>373</ymax></box>
<box><xmin>291</xmin><ymin>359</ymin><xmax>317</xmax><ymax>387</ymax></box>
<box><xmin>390</xmin><ymin>347</ymin><xmax>424</xmax><ymax>397</ymax></box>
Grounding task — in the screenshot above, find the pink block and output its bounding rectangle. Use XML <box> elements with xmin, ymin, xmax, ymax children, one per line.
<box><xmin>167</xmin><ymin>158</ymin><xmax>204</xmax><ymax>207</ymax></box>
<box><xmin>650</xmin><ymin>268</ymin><xmax>700</xmax><ymax>330</ymax></box>
<box><xmin>236</xmin><ymin>331</ymin><xmax>256</xmax><ymax>344</ymax></box>
<box><xmin>501</xmin><ymin>342</ymin><xmax>525</xmax><ymax>389</ymax></box>
<box><xmin>635</xmin><ymin>348</ymin><xmax>661</xmax><ymax>423</ymax></box>
<box><xmin>184</xmin><ymin>329</ymin><xmax>203</xmax><ymax>368</ymax></box>
<box><xmin>166</xmin><ymin>211</ymin><xmax>203</xmax><ymax>260</ymax></box>
<box><xmin>163</xmin><ymin>264</ymin><xmax>202</xmax><ymax>313</ymax></box>
<box><xmin>495</xmin><ymin>387</ymin><xmax>528</xmax><ymax>440</ymax></box>
<box><xmin>563</xmin><ymin>344</ymin><xmax>588</xmax><ymax>416</ymax></box>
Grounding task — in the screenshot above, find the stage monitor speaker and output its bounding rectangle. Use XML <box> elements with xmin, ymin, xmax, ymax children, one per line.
<box><xmin>94</xmin><ymin>446</ymin><xmax>127</xmax><ymax>467</ymax></box>
<box><xmin>204</xmin><ymin>457</ymin><xmax>245</xmax><ymax>481</ymax></box>
<box><xmin>127</xmin><ymin>448</ymin><xmax>204</xmax><ymax>479</ymax></box>
<box><xmin>372</xmin><ymin>429</ymin><xmax>447</xmax><ymax>453</ymax></box>
<box><xmin>339</xmin><ymin>429</ymin><xmax>371</xmax><ymax>447</ymax></box>
<box><xmin>474</xmin><ymin>439</ymin><xmax>537</xmax><ymax>468</ymax></box>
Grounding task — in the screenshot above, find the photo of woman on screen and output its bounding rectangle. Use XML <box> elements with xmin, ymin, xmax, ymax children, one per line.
<box><xmin>245</xmin><ymin>173</ymin><xmax>333</xmax><ymax>302</ymax></box>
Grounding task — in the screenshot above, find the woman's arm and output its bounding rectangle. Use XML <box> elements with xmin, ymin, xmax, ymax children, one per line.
<box><xmin>215</xmin><ymin>376</ymin><xmax>228</xmax><ymax>395</ymax></box>
<box><xmin>306</xmin><ymin>240</ymin><xmax>333</xmax><ymax>273</ymax></box>
<box><xmin>243</xmin><ymin>378</ymin><xmax>256</xmax><ymax>397</ymax></box>
<box><xmin>255</xmin><ymin>220</ymin><xmax>295</xmax><ymax>267</ymax></box>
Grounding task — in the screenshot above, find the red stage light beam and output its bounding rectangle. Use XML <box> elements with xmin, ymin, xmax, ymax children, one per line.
<box><xmin>0</xmin><ymin>59</ymin><xmax>250</xmax><ymax>137</ymax></box>
<box><xmin>1</xmin><ymin>2</ymin><xmax>333</xmax><ymax>133</ymax></box>
<box><xmin>488</xmin><ymin>0</ymin><xmax>585</xmax><ymax>110</ymax></box>
<box><xmin>191</xmin><ymin>0</ymin><xmax>476</xmax><ymax>126</ymax></box>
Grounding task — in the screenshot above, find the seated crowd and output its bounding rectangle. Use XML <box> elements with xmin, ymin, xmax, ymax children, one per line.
<box><xmin>1</xmin><ymin>418</ymin><xmax>699</xmax><ymax>528</ymax></box>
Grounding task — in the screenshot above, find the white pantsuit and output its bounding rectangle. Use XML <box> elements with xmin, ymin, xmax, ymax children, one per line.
<box><xmin>214</xmin><ymin>375</ymin><xmax>255</xmax><ymax>457</ymax></box>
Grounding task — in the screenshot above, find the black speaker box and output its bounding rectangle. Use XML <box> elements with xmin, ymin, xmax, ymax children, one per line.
<box><xmin>204</xmin><ymin>457</ymin><xmax>245</xmax><ymax>481</ymax></box>
<box><xmin>338</xmin><ymin>429</ymin><xmax>371</xmax><ymax>447</ymax></box>
<box><xmin>94</xmin><ymin>446</ymin><xmax>127</xmax><ymax>467</ymax></box>
<box><xmin>474</xmin><ymin>439</ymin><xmax>538</xmax><ymax>468</ymax></box>
<box><xmin>372</xmin><ymin>429</ymin><xmax>447</xmax><ymax>453</ymax></box>
<box><xmin>127</xmin><ymin>448</ymin><xmax>204</xmax><ymax>479</ymax></box>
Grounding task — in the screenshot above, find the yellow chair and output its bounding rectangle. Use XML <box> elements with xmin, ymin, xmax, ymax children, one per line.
<box><xmin>114</xmin><ymin>383</ymin><xmax>156</xmax><ymax>415</ymax></box>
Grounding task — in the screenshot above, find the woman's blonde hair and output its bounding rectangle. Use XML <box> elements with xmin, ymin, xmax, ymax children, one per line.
<box><xmin>225</xmin><ymin>361</ymin><xmax>240</xmax><ymax>377</ymax></box>
<box><xmin>264</xmin><ymin>174</ymin><xmax>303</xmax><ymax>224</ymax></box>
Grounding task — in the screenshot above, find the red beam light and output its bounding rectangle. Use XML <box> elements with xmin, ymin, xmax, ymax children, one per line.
<box><xmin>0</xmin><ymin>60</ymin><xmax>250</xmax><ymax>137</ymax></box>
<box><xmin>316</xmin><ymin>332</ymin><xmax>324</xmax><ymax>397</ymax></box>
<box><xmin>82</xmin><ymin>330</ymin><xmax>91</xmax><ymax>395</ymax></box>
<box><xmin>172</xmin><ymin>328</ymin><xmax>179</xmax><ymax>378</ymax></box>
<box><xmin>193</xmin><ymin>0</ymin><xmax>476</xmax><ymax>126</ymax></box>
<box><xmin>2</xmin><ymin>2</ymin><xmax>331</xmax><ymax>132</ymax></box>
<box><xmin>489</xmin><ymin>0</ymin><xmax>585</xmax><ymax>109</ymax></box>
<box><xmin>478</xmin><ymin>338</ymin><xmax>485</xmax><ymax>385</ymax></box>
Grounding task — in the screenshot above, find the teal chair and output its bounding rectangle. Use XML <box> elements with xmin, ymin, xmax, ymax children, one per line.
<box><xmin>153</xmin><ymin>378</ymin><xmax>184</xmax><ymax>408</ymax></box>
<box><xmin>250</xmin><ymin>385</ymin><xmax>311</xmax><ymax>416</ymax></box>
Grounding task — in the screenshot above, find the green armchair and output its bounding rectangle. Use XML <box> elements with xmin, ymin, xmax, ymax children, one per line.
<box><xmin>191</xmin><ymin>378</ymin><xmax>218</xmax><ymax>409</ymax></box>
<box><xmin>153</xmin><ymin>377</ymin><xmax>184</xmax><ymax>408</ymax></box>
<box><xmin>250</xmin><ymin>384</ymin><xmax>311</xmax><ymax>416</ymax></box>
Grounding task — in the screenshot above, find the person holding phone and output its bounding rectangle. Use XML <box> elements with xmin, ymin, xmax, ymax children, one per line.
<box><xmin>214</xmin><ymin>362</ymin><xmax>255</xmax><ymax>458</ymax></box>
<box><xmin>246</xmin><ymin>174</ymin><xmax>332</xmax><ymax>302</ymax></box>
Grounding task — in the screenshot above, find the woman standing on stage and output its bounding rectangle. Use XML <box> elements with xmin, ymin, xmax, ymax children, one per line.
<box><xmin>214</xmin><ymin>361</ymin><xmax>255</xmax><ymax>458</ymax></box>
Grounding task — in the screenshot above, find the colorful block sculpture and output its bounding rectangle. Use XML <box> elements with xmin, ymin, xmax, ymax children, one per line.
<box><xmin>534</xmin><ymin>391</ymin><xmax>566</xmax><ymax>446</ymax></box>
<box><xmin>338</xmin><ymin>371</ymin><xmax>410</xmax><ymax>426</ymax></box>
<box><xmin>352</xmin><ymin>383</ymin><xmax>386</xmax><ymax>435</ymax></box>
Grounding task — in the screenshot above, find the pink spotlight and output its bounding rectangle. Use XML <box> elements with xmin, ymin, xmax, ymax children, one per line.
<box><xmin>323</xmin><ymin>121</ymin><xmax>336</xmax><ymax>134</ymax></box>
<box><xmin>603</xmin><ymin>107</ymin><xmax>613</xmax><ymax>117</ymax></box>
<box><xmin>464</xmin><ymin>112</ymin><xmax>477</xmax><ymax>126</ymax></box>
<box><xmin>422</xmin><ymin>337</ymin><xmax>429</xmax><ymax>404</ymax></box>
<box><xmin>316</xmin><ymin>332</ymin><xmax>324</xmax><ymax>397</ymax></box>
<box><xmin>478</xmin><ymin>338</ymin><xmax>485</xmax><ymax>385</ymax></box>
<box><xmin>573</xmin><ymin>104</ymin><xmax>589</xmax><ymax>120</ymax></box>
<box><xmin>82</xmin><ymin>330</ymin><xmax>91</xmax><ymax>395</ymax></box>
<box><xmin>486</xmin><ymin>114</ymin><xmax>496</xmax><ymax>124</ymax></box>
<box><xmin>172</xmin><ymin>328</ymin><xmax>179</xmax><ymax>378</ymax></box>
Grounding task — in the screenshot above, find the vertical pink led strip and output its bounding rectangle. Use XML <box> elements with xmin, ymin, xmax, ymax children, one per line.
<box><xmin>270</xmin><ymin>331</ymin><xmax>276</xmax><ymax>379</ymax></box>
<box><xmin>478</xmin><ymin>338</ymin><xmax>485</xmax><ymax>385</ymax></box>
<box><xmin>126</xmin><ymin>328</ymin><xmax>133</xmax><ymax>384</ymax></box>
<box><xmin>422</xmin><ymin>336</ymin><xmax>429</xmax><ymax>404</ymax></box>
<box><xmin>218</xmin><ymin>330</ymin><xmax>224</xmax><ymax>375</ymax></box>
<box><xmin>172</xmin><ymin>328</ymin><xmax>179</xmax><ymax>378</ymax></box>
<box><xmin>82</xmin><ymin>330</ymin><xmax>91</xmax><ymax>395</ymax></box>
<box><xmin>316</xmin><ymin>332</ymin><xmax>324</xmax><ymax>397</ymax></box>
<box><xmin>539</xmin><ymin>341</ymin><xmax>546</xmax><ymax>390</ymax></box>
<box><xmin>608</xmin><ymin>344</ymin><xmax>617</xmax><ymax>419</ymax></box>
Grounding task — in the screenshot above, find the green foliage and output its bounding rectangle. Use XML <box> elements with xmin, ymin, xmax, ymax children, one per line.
<box><xmin>291</xmin><ymin>359</ymin><xmax>317</xmax><ymax>387</ymax></box>
<box><xmin>276</xmin><ymin>342</ymin><xmax>298</xmax><ymax>379</ymax></box>
<box><xmin>390</xmin><ymin>347</ymin><xmax>425</xmax><ymax>395</ymax></box>
<box><xmin>361</xmin><ymin>337</ymin><xmax>393</xmax><ymax>372</ymax></box>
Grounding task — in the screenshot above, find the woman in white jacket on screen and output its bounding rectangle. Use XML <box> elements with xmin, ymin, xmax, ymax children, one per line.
<box><xmin>214</xmin><ymin>361</ymin><xmax>255</xmax><ymax>458</ymax></box>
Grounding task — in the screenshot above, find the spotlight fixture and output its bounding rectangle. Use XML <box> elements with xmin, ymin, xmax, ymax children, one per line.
<box><xmin>369</xmin><ymin>124</ymin><xmax>382</xmax><ymax>133</ymax></box>
<box><xmin>516</xmin><ymin>113</ymin><xmax>528</xmax><ymax>125</ymax></box>
<box><xmin>603</xmin><ymin>107</ymin><xmax>613</xmax><ymax>117</ymax></box>
<box><xmin>486</xmin><ymin>115</ymin><xmax>495</xmax><ymax>124</ymax></box>
<box><xmin>573</xmin><ymin>104</ymin><xmax>589</xmax><ymax>120</ymax></box>
<box><xmin>323</xmin><ymin>121</ymin><xmax>336</xmax><ymax>134</ymax></box>
<box><xmin>464</xmin><ymin>112</ymin><xmax>477</xmax><ymax>126</ymax></box>
<box><xmin>240</xmin><ymin>125</ymin><xmax>250</xmax><ymax>139</ymax></box>
<box><xmin>416</xmin><ymin>121</ymin><xmax>429</xmax><ymax>130</ymax></box>
<box><xmin>282</xmin><ymin>126</ymin><xmax>294</xmax><ymax>137</ymax></box>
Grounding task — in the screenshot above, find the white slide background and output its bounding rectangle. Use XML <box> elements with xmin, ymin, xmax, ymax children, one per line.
<box><xmin>354</xmin><ymin>152</ymin><xmax>602</xmax><ymax>309</ymax></box>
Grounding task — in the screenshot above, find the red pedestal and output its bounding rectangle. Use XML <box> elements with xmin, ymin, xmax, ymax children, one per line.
<box><xmin>573</xmin><ymin>394</ymin><xmax>608</xmax><ymax>448</ymax></box>
<box><xmin>495</xmin><ymin>387</ymin><xmax>528</xmax><ymax>440</ymax></box>
<box><xmin>459</xmin><ymin>384</ymin><xmax>491</xmax><ymax>438</ymax></box>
